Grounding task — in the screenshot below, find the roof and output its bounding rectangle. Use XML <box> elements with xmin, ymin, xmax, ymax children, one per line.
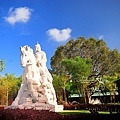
<box><xmin>69</xmin><ymin>91</ymin><xmax>118</xmax><ymax>98</ymax></box>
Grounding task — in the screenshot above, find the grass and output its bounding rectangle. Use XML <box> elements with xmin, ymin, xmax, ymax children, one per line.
<box><xmin>59</xmin><ymin>110</ymin><xmax>110</xmax><ymax>115</ymax></box>
<box><xmin>59</xmin><ymin>110</ymin><xmax>90</xmax><ymax>115</ymax></box>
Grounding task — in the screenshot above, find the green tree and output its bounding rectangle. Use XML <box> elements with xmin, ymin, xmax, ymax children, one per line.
<box><xmin>0</xmin><ymin>60</ymin><xmax>5</xmax><ymax>72</ymax></box>
<box><xmin>0</xmin><ymin>74</ymin><xmax>22</xmax><ymax>105</ymax></box>
<box><xmin>115</xmin><ymin>78</ymin><xmax>120</xmax><ymax>102</ymax></box>
<box><xmin>102</xmin><ymin>76</ymin><xmax>118</xmax><ymax>103</ymax></box>
<box><xmin>51</xmin><ymin>37</ymin><xmax>120</xmax><ymax>77</ymax></box>
<box><xmin>62</xmin><ymin>56</ymin><xmax>92</xmax><ymax>103</ymax></box>
<box><xmin>50</xmin><ymin>37</ymin><xmax>120</xmax><ymax>103</ymax></box>
<box><xmin>53</xmin><ymin>73</ymin><xmax>70</xmax><ymax>104</ymax></box>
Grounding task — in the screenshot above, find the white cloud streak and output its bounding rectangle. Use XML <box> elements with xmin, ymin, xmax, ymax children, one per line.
<box><xmin>98</xmin><ymin>35</ymin><xmax>103</xmax><ymax>40</ymax></box>
<box><xmin>4</xmin><ymin>7</ymin><xmax>32</xmax><ymax>25</ymax></box>
<box><xmin>46</xmin><ymin>28</ymin><xmax>72</xmax><ymax>42</ymax></box>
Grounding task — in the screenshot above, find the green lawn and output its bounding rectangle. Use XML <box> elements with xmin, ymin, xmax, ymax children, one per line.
<box><xmin>58</xmin><ymin>110</ymin><xmax>110</xmax><ymax>115</ymax></box>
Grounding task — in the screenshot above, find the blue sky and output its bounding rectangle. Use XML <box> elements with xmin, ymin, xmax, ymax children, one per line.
<box><xmin>0</xmin><ymin>0</ymin><xmax>120</xmax><ymax>77</ymax></box>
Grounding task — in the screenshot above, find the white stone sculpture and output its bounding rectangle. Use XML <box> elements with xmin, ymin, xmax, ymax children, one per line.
<box><xmin>34</xmin><ymin>43</ymin><xmax>57</xmax><ymax>105</ymax></box>
<box><xmin>6</xmin><ymin>43</ymin><xmax>63</xmax><ymax>112</ymax></box>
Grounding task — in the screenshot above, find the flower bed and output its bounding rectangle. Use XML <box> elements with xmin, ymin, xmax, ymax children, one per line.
<box><xmin>0</xmin><ymin>105</ymin><xmax>5</xmax><ymax>110</ymax></box>
<box><xmin>0</xmin><ymin>108</ymin><xmax>120</xmax><ymax>120</ymax></box>
<box><xmin>0</xmin><ymin>109</ymin><xmax>62</xmax><ymax>120</ymax></box>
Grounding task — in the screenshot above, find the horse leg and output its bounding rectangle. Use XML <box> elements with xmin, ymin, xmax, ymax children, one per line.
<box><xmin>27</xmin><ymin>79</ymin><xmax>39</xmax><ymax>102</ymax></box>
<box><xmin>11</xmin><ymin>82</ymin><xmax>27</xmax><ymax>106</ymax></box>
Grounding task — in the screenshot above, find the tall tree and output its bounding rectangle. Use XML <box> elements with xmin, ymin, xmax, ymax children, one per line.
<box><xmin>50</xmin><ymin>37</ymin><xmax>120</xmax><ymax>103</ymax></box>
<box><xmin>62</xmin><ymin>56</ymin><xmax>92</xmax><ymax>103</ymax></box>
<box><xmin>51</xmin><ymin>37</ymin><xmax>120</xmax><ymax>77</ymax></box>
<box><xmin>52</xmin><ymin>73</ymin><xmax>70</xmax><ymax>104</ymax></box>
<box><xmin>0</xmin><ymin>74</ymin><xmax>21</xmax><ymax>105</ymax></box>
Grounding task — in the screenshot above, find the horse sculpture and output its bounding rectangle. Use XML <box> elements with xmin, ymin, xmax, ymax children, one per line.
<box><xmin>11</xmin><ymin>45</ymin><xmax>41</xmax><ymax>106</ymax></box>
<box><xmin>11</xmin><ymin>44</ymin><xmax>56</xmax><ymax>105</ymax></box>
<box><xmin>8</xmin><ymin>43</ymin><xmax>63</xmax><ymax>111</ymax></box>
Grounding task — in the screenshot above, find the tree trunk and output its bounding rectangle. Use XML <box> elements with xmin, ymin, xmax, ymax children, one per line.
<box><xmin>63</xmin><ymin>88</ymin><xmax>67</xmax><ymax>104</ymax></box>
<box><xmin>84</xmin><ymin>88</ymin><xmax>89</xmax><ymax>104</ymax></box>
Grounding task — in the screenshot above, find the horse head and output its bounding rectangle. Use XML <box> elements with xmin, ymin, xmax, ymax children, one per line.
<box><xmin>20</xmin><ymin>45</ymin><xmax>35</xmax><ymax>68</ymax></box>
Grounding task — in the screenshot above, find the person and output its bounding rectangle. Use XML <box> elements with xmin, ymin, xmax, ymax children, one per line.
<box><xmin>34</xmin><ymin>43</ymin><xmax>52</xmax><ymax>84</ymax></box>
<box><xmin>34</xmin><ymin>43</ymin><xmax>57</xmax><ymax>104</ymax></box>
<box><xmin>34</xmin><ymin>43</ymin><xmax>47</xmax><ymax>68</ymax></box>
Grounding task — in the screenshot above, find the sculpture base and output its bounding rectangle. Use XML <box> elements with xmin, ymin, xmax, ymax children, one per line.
<box><xmin>5</xmin><ymin>103</ymin><xmax>63</xmax><ymax>112</ymax></box>
<box><xmin>35</xmin><ymin>103</ymin><xmax>63</xmax><ymax>112</ymax></box>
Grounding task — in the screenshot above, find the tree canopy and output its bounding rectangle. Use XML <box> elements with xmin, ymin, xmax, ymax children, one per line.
<box><xmin>51</xmin><ymin>37</ymin><xmax>120</xmax><ymax>77</ymax></box>
<box><xmin>51</xmin><ymin>37</ymin><xmax>120</xmax><ymax>103</ymax></box>
<box><xmin>0</xmin><ymin>74</ymin><xmax>22</xmax><ymax>105</ymax></box>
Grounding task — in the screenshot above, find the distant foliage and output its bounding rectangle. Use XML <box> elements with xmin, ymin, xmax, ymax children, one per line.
<box><xmin>0</xmin><ymin>60</ymin><xmax>5</xmax><ymax>72</ymax></box>
<box><xmin>0</xmin><ymin>74</ymin><xmax>22</xmax><ymax>105</ymax></box>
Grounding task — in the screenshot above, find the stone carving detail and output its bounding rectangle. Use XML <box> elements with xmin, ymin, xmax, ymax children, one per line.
<box><xmin>7</xmin><ymin>43</ymin><xmax>63</xmax><ymax>112</ymax></box>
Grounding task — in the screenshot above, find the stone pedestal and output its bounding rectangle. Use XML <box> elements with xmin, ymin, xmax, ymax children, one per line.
<box><xmin>34</xmin><ymin>103</ymin><xmax>63</xmax><ymax>112</ymax></box>
<box><xmin>5</xmin><ymin>103</ymin><xmax>63</xmax><ymax>112</ymax></box>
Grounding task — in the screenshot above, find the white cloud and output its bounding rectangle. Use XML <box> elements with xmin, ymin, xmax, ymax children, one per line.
<box><xmin>98</xmin><ymin>35</ymin><xmax>103</xmax><ymax>40</ymax></box>
<box><xmin>4</xmin><ymin>7</ymin><xmax>32</xmax><ymax>25</ymax></box>
<box><xmin>46</xmin><ymin>28</ymin><xmax>72</xmax><ymax>42</ymax></box>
